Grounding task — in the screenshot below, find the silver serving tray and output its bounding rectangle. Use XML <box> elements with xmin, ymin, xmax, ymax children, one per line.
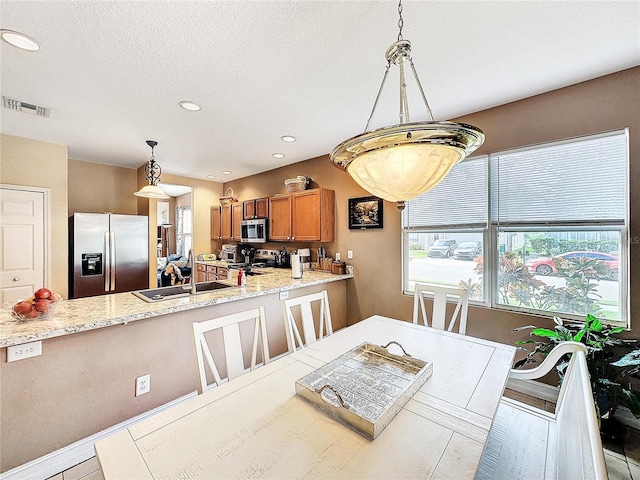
<box><xmin>295</xmin><ymin>341</ymin><xmax>433</xmax><ymax>440</ymax></box>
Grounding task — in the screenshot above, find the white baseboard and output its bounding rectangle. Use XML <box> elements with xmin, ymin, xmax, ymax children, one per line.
<box><xmin>1</xmin><ymin>391</ymin><xmax>198</xmax><ymax>480</ymax></box>
<box><xmin>506</xmin><ymin>378</ymin><xmax>560</xmax><ymax>403</ymax></box>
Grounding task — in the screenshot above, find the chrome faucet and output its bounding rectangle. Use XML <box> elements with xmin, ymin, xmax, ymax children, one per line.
<box><xmin>189</xmin><ymin>249</ymin><xmax>196</xmax><ymax>294</ymax></box>
<box><xmin>182</xmin><ymin>249</ymin><xmax>197</xmax><ymax>294</ymax></box>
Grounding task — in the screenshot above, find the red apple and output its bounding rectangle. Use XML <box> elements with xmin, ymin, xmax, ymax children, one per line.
<box><xmin>34</xmin><ymin>288</ymin><xmax>52</xmax><ymax>300</ymax></box>
<box><xmin>13</xmin><ymin>300</ymin><xmax>33</xmax><ymax>315</ymax></box>
<box><xmin>49</xmin><ymin>292</ymin><xmax>62</xmax><ymax>303</ymax></box>
<box><xmin>24</xmin><ymin>307</ymin><xmax>39</xmax><ymax>319</ymax></box>
<box><xmin>34</xmin><ymin>299</ymin><xmax>51</xmax><ymax>313</ymax></box>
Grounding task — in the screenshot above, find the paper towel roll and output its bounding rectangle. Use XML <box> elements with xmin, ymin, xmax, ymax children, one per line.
<box><xmin>290</xmin><ymin>254</ymin><xmax>303</xmax><ymax>279</ymax></box>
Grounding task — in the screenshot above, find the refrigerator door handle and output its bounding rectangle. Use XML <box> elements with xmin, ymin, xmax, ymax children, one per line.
<box><xmin>104</xmin><ymin>231</ymin><xmax>111</xmax><ymax>292</ymax></box>
<box><xmin>110</xmin><ymin>231</ymin><xmax>116</xmax><ymax>291</ymax></box>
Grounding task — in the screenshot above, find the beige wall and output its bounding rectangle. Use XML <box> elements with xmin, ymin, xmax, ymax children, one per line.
<box><xmin>0</xmin><ymin>281</ymin><xmax>347</xmax><ymax>472</ymax></box>
<box><xmin>226</xmin><ymin>67</ymin><xmax>640</xmax><ymax>344</ymax></box>
<box><xmin>0</xmin><ymin>134</ymin><xmax>69</xmax><ymax>297</ymax></box>
<box><xmin>68</xmin><ymin>159</ymin><xmax>138</xmax><ymax>215</ymax></box>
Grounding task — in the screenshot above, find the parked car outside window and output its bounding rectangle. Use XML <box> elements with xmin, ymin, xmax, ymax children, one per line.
<box><xmin>453</xmin><ymin>242</ymin><xmax>482</xmax><ymax>261</ymax></box>
<box><xmin>427</xmin><ymin>239</ymin><xmax>458</xmax><ymax>258</ymax></box>
<box><xmin>525</xmin><ymin>251</ymin><xmax>618</xmax><ymax>280</ymax></box>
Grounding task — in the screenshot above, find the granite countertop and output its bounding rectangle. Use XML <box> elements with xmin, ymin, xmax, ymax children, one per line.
<box><xmin>0</xmin><ymin>268</ymin><xmax>352</xmax><ymax>347</ymax></box>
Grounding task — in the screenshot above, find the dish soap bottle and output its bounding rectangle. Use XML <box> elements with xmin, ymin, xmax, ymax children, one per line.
<box><xmin>237</xmin><ymin>268</ymin><xmax>244</xmax><ymax>286</ymax></box>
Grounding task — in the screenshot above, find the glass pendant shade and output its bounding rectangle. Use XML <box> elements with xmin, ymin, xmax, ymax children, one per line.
<box><xmin>332</xmin><ymin>121</ymin><xmax>484</xmax><ymax>207</ymax></box>
<box><xmin>134</xmin><ymin>184</ymin><xmax>170</xmax><ymax>199</ymax></box>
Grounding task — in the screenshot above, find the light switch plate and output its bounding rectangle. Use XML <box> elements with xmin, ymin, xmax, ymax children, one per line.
<box><xmin>7</xmin><ymin>341</ymin><xmax>42</xmax><ymax>362</ymax></box>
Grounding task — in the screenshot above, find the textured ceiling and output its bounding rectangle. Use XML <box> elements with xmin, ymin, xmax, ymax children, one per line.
<box><xmin>1</xmin><ymin>1</ymin><xmax>639</xmax><ymax>183</ymax></box>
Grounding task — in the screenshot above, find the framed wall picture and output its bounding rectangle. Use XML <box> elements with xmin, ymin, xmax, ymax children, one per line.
<box><xmin>348</xmin><ymin>196</ymin><xmax>384</xmax><ymax>229</ymax></box>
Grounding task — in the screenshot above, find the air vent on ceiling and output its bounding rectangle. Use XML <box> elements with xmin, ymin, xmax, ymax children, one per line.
<box><xmin>3</xmin><ymin>96</ymin><xmax>51</xmax><ymax>117</ymax></box>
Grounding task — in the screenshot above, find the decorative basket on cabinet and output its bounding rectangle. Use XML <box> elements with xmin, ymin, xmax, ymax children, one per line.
<box><xmin>219</xmin><ymin>188</ymin><xmax>238</xmax><ymax>205</ymax></box>
<box><xmin>284</xmin><ymin>176</ymin><xmax>310</xmax><ymax>193</ymax></box>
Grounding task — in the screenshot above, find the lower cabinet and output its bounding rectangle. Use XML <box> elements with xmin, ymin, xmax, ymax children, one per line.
<box><xmin>196</xmin><ymin>263</ymin><xmax>228</xmax><ymax>282</ymax></box>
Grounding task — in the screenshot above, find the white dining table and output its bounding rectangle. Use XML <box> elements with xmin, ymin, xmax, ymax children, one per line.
<box><xmin>95</xmin><ymin>315</ymin><xmax>516</xmax><ymax>479</ymax></box>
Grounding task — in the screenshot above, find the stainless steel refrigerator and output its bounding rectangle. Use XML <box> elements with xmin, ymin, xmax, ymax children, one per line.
<box><xmin>69</xmin><ymin>213</ymin><xmax>149</xmax><ymax>298</ymax></box>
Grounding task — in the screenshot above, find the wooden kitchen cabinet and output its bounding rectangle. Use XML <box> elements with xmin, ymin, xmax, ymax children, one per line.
<box><xmin>221</xmin><ymin>205</ymin><xmax>232</xmax><ymax>240</ymax></box>
<box><xmin>243</xmin><ymin>198</ymin><xmax>268</xmax><ymax>219</ymax></box>
<box><xmin>268</xmin><ymin>188</ymin><xmax>335</xmax><ymax>242</ymax></box>
<box><xmin>210</xmin><ymin>206</ymin><xmax>222</xmax><ymax>240</ymax></box>
<box><xmin>268</xmin><ymin>195</ymin><xmax>292</xmax><ymax>241</ymax></box>
<box><xmin>196</xmin><ymin>263</ymin><xmax>228</xmax><ymax>282</ymax></box>
<box><xmin>232</xmin><ymin>203</ymin><xmax>243</xmax><ymax>240</ymax></box>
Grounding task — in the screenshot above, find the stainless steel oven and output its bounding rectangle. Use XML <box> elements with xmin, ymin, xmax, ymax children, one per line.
<box><xmin>240</xmin><ymin>219</ymin><xmax>268</xmax><ymax>243</ymax></box>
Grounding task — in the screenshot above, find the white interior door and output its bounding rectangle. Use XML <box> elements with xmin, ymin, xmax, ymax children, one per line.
<box><xmin>0</xmin><ymin>186</ymin><xmax>46</xmax><ymax>305</ymax></box>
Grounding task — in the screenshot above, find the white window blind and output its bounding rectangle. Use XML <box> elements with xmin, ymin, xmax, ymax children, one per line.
<box><xmin>491</xmin><ymin>131</ymin><xmax>627</xmax><ymax>225</ymax></box>
<box><xmin>403</xmin><ymin>155</ymin><xmax>488</xmax><ymax>229</ymax></box>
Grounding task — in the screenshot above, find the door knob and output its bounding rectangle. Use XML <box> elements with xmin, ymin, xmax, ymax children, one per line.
<box><xmin>13</xmin><ymin>277</ymin><xmax>20</xmax><ymax>281</ymax></box>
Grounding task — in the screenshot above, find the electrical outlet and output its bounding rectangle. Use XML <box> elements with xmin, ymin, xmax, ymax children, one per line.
<box><xmin>347</xmin><ymin>250</ymin><xmax>353</xmax><ymax>259</ymax></box>
<box><xmin>136</xmin><ymin>374</ymin><xmax>151</xmax><ymax>396</ymax></box>
<box><xmin>279</xmin><ymin>291</ymin><xmax>289</xmax><ymax>300</ymax></box>
<box><xmin>335</xmin><ymin>252</ymin><xmax>341</xmax><ymax>261</ymax></box>
<box><xmin>7</xmin><ymin>341</ymin><xmax>42</xmax><ymax>362</ymax></box>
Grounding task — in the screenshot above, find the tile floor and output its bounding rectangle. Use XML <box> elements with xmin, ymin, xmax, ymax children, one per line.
<box><xmin>46</xmin><ymin>457</ymin><xmax>103</xmax><ymax>480</ymax></box>
<box><xmin>48</xmin><ymin>392</ymin><xmax>640</xmax><ymax>480</ymax></box>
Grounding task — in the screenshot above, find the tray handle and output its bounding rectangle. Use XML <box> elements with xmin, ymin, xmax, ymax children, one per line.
<box><xmin>381</xmin><ymin>341</ymin><xmax>412</xmax><ymax>357</ymax></box>
<box><xmin>314</xmin><ymin>384</ymin><xmax>350</xmax><ymax>410</ymax></box>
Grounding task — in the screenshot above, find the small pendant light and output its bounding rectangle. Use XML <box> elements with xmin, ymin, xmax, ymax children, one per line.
<box><xmin>134</xmin><ymin>140</ymin><xmax>170</xmax><ymax>199</ymax></box>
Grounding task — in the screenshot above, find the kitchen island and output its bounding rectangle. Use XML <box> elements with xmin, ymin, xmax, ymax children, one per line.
<box><xmin>0</xmin><ymin>268</ymin><xmax>351</xmax><ymax>475</ymax></box>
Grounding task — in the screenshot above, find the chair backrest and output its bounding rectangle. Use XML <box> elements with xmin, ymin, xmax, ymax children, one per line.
<box><xmin>412</xmin><ymin>283</ymin><xmax>469</xmax><ymax>334</ymax></box>
<box><xmin>508</xmin><ymin>341</ymin><xmax>587</xmax><ymax>381</ymax></box>
<box><xmin>192</xmin><ymin>306</ymin><xmax>269</xmax><ymax>394</ymax></box>
<box><xmin>283</xmin><ymin>290</ymin><xmax>333</xmax><ymax>352</ymax></box>
<box><xmin>555</xmin><ymin>349</ymin><xmax>607</xmax><ymax>479</ymax></box>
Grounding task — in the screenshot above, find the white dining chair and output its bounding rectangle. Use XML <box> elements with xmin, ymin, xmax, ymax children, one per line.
<box><xmin>283</xmin><ymin>290</ymin><xmax>333</xmax><ymax>352</ymax></box>
<box><xmin>412</xmin><ymin>283</ymin><xmax>469</xmax><ymax>334</ymax></box>
<box><xmin>192</xmin><ymin>306</ymin><xmax>270</xmax><ymax>394</ymax></box>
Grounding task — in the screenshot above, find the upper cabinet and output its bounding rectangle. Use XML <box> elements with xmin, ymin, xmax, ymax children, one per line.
<box><xmin>243</xmin><ymin>198</ymin><xmax>268</xmax><ymax>219</ymax></box>
<box><xmin>268</xmin><ymin>188</ymin><xmax>335</xmax><ymax>242</ymax></box>
<box><xmin>221</xmin><ymin>204</ymin><xmax>232</xmax><ymax>240</ymax></box>
<box><xmin>232</xmin><ymin>203</ymin><xmax>243</xmax><ymax>240</ymax></box>
<box><xmin>211</xmin><ymin>206</ymin><xmax>222</xmax><ymax>240</ymax></box>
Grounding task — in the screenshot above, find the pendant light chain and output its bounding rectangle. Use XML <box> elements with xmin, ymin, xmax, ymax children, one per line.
<box><xmin>397</xmin><ymin>0</ymin><xmax>404</xmax><ymax>41</ymax></box>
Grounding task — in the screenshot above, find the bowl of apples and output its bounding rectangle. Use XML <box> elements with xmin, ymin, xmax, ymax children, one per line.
<box><xmin>5</xmin><ymin>288</ymin><xmax>63</xmax><ymax>321</ymax></box>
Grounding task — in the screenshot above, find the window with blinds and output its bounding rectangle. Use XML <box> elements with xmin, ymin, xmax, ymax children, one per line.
<box><xmin>491</xmin><ymin>131</ymin><xmax>627</xmax><ymax>225</ymax></box>
<box><xmin>402</xmin><ymin>129</ymin><xmax>629</xmax><ymax>325</ymax></box>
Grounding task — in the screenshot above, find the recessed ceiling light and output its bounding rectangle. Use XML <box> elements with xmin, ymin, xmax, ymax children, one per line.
<box><xmin>179</xmin><ymin>101</ymin><xmax>201</xmax><ymax>111</ymax></box>
<box><xmin>0</xmin><ymin>30</ymin><xmax>40</xmax><ymax>51</ymax></box>
<box><xmin>221</xmin><ymin>171</ymin><xmax>232</xmax><ymax>175</ymax></box>
<box><xmin>281</xmin><ymin>135</ymin><xmax>296</xmax><ymax>142</ymax></box>
<box><xmin>272</xmin><ymin>153</ymin><xmax>285</xmax><ymax>159</ymax></box>
<box><xmin>207</xmin><ymin>175</ymin><xmax>217</xmax><ymax>179</ymax></box>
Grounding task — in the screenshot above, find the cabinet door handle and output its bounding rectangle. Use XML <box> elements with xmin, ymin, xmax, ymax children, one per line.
<box><xmin>13</xmin><ymin>277</ymin><xmax>20</xmax><ymax>282</ymax></box>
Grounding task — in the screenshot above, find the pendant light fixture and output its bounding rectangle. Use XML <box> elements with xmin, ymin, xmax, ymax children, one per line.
<box><xmin>330</xmin><ymin>0</ymin><xmax>485</xmax><ymax>210</ymax></box>
<box><xmin>134</xmin><ymin>140</ymin><xmax>170</xmax><ymax>199</ymax></box>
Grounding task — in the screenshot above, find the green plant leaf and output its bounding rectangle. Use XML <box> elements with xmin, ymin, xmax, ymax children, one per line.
<box><xmin>611</xmin><ymin>350</ymin><xmax>640</xmax><ymax>368</ymax></box>
<box><xmin>531</xmin><ymin>328</ymin><xmax>559</xmax><ymax>339</ymax></box>
<box><xmin>574</xmin><ymin>330</ymin><xmax>586</xmax><ymax>342</ymax></box>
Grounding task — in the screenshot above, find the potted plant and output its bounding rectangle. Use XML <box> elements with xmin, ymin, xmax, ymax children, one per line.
<box><xmin>513</xmin><ymin>314</ymin><xmax>640</xmax><ymax>441</ymax></box>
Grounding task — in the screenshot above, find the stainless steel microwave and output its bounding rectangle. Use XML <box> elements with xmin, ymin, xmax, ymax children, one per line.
<box><xmin>240</xmin><ymin>218</ymin><xmax>268</xmax><ymax>243</ymax></box>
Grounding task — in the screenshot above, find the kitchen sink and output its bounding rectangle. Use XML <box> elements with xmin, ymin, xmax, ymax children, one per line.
<box><xmin>133</xmin><ymin>281</ymin><xmax>233</xmax><ymax>302</ymax></box>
